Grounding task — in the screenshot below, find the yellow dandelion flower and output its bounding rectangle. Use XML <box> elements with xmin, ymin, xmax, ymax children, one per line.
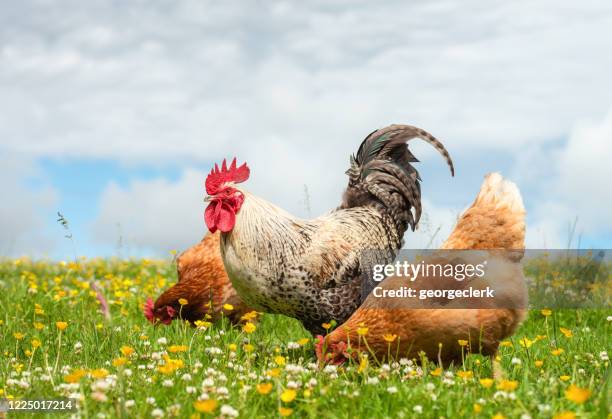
<box><xmin>33</xmin><ymin>322</ymin><xmax>44</xmax><ymax>330</ymax></box>
<box><xmin>297</xmin><ymin>338</ymin><xmax>310</xmax><ymax>346</ymax></box>
<box><xmin>194</xmin><ymin>320</ymin><xmax>211</xmax><ymax>329</ymax></box>
<box><xmin>279</xmin><ymin>407</ymin><xmax>293</xmax><ymax>417</ymax></box>
<box><xmin>178</xmin><ymin>298</ymin><xmax>188</xmax><ymax>306</ymax></box>
<box><xmin>13</xmin><ymin>332</ymin><xmax>25</xmax><ymax>340</ymax></box>
<box><xmin>267</xmin><ymin>368</ymin><xmax>281</xmax><ymax>378</ymax></box>
<box><xmin>303</xmin><ymin>389</ymin><xmax>311</xmax><ymax>398</ymax></box>
<box><xmin>456</xmin><ymin>370</ymin><xmax>473</xmax><ymax>379</ymax></box>
<box><xmin>228</xmin><ymin>343</ymin><xmax>237</xmax><ymax>352</ymax></box>
<box><xmin>64</xmin><ymin>369</ymin><xmax>87</xmax><ymax>383</ymax></box>
<box><xmin>551</xmin><ymin>348</ymin><xmax>564</xmax><ymax>356</ymax></box>
<box><xmin>560</xmin><ymin>327</ymin><xmax>573</xmax><ymax>338</ymax></box>
<box><xmin>240</xmin><ymin>311</ymin><xmax>258</xmax><ymax>321</ymax></box>
<box><xmin>243</xmin><ymin>344</ymin><xmax>255</xmax><ymax>352</ymax></box>
<box><xmin>243</xmin><ymin>322</ymin><xmax>257</xmax><ymax>334</ymax></box>
<box><xmin>222</xmin><ymin>303</ymin><xmax>234</xmax><ymax>311</ymax></box>
<box><xmin>31</xmin><ymin>339</ymin><xmax>41</xmax><ymax>349</ymax></box>
<box><xmin>139</xmin><ymin>335</ymin><xmax>148</xmax><ymax>340</ymax></box>
<box><xmin>256</xmin><ymin>383</ymin><xmax>273</xmax><ymax>395</ymax></box>
<box><xmin>193</xmin><ymin>399</ymin><xmax>217</xmax><ymax>413</ymax></box>
<box><xmin>90</xmin><ymin>369</ymin><xmax>109</xmax><ymax>379</ymax></box>
<box><xmin>473</xmin><ymin>403</ymin><xmax>482</xmax><ymax>413</ymax></box>
<box><xmin>274</xmin><ymin>356</ymin><xmax>286</xmax><ymax>366</ymax></box>
<box><xmin>358</xmin><ymin>356</ymin><xmax>368</xmax><ymax>373</ymax></box>
<box><xmin>553</xmin><ymin>412</ymin><xmax>576</xmax><ymax>419</ymax></box>
<box><xmin>383</xmin><ymin>334</ymin><xmax>398</xmax><ymax>343</ymax></box>
<box><xmin>280</xmin><ymin>389</ymin><xmax>297</xmax><ymax>403</ymax></box>
<box><xmin>518</xmin><ymin>337</ymin><xmax>533</xmax><ymax>348</ymax></box>
<box><xmin>322</xmin><ymin>322</ymin><xmax>332</xmax><ymax>330</ymax></box>
<box><xmin>430</xmin><ymin>367</ymin><xmax>442</xmax><ymax>377</ymax></box>
<box><xmin>56</xmin><ymin>321</ymin><xmax>68</xmax><ymax>331</ymax></box>
<box><xmin>492</xmin><ymin>414</ymin><xmax>506</xmax><ymax>419</ymax></box>
<box><xmin>168</xmin><ymin>345</ymin><xmax>188</xmax><ymax>353</ymax></box>
<box><xmin>535</xmin><ymin>334</ymin><xmax>547</xmax><ymax>341</ymax></box>
<box><xmin>356</xmin><ymin>326</ymin><xmax>368</xmax><ymax>336</ymax></box>
<box><xmin>497</xmin><ymin>380</ymin><xmax>518</xmax><ymax>391</ymax></box>
<box><xmin>120</xmin><ymin>346</ymin><xmax>135</xmax><ymax>356</ymax></box>
<box><xmin>565</xmin><ymin>385</ymin><xmax>591</xmax><ymax>404</ymax></box>
<box><xmin>112</xmin><ymin>357</ymin><xmax>128</xmax><ymax>367</ymax></box>
<box><xmin>560</xmin><ymin>375</ymin><xmax>571</xmax><ymax>382</ymax></box>
<box><xmin>499</xmin><ymin>340</ymin><xmax>513</xmax><ymax>347</ymax></box>
<box><xmin>535</xmin><ymin>360</ymin><xmax>544</xmax><ymax>368</ymax></box>
<box><xmin>457</xmin><ymin>339</ymin><xmax>469</xmax><ymax>347</ymax></box>
<box><xmin>541</xmin><ymin>309</ymin><xmax>552</xmax><ymax>316</ymax></box>
<box><xmin>479</xmin><ymin>378</ymin><xmax>494</xmax><ymax>388</ymax></box>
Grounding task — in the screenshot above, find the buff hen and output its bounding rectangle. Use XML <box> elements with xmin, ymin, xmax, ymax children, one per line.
<box><xmin>317</xmin><ymin>173</ymin><xmax>527</xmax><ymax>365</ymax></box>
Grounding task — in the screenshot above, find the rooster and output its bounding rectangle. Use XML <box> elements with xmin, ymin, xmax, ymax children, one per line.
<box><xmin>204</xmin><ymin>124</ymin><xmax>454</xmax><ymax>334</ymax></box>
<box><xmin>316</xmin><ymin>173</ymin><xmax>527</xmax><ymax>365</ymax></box>
<box><xmin>144</xmin><ymin>232</ymin><xmax>252</xmax><ymax>325</ymax></box>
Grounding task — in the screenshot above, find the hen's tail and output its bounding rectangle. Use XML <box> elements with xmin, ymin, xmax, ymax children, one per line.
<box><xmin>441</xmin><ymin>173</ymin><xmax>526</xmax><ymax>250</ymax></box>
<box><xmin>340</xmin><ymin>124</ymin><xmax>454</xmax><ymax>233</ymax></box>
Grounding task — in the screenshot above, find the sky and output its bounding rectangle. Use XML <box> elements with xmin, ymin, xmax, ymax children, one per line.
<box><xmin>1</xmin><ymin>0</ymin><xmax>612</xmax><ymax>259</ymax></box>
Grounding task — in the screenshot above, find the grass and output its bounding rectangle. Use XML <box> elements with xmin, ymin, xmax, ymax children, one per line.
<box><xmin>0</xmin><ymin>257</ymin><xmax>610</xmax><ymax>418</ymax></box>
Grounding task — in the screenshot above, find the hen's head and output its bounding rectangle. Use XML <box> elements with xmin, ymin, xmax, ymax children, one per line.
<box><xmin>204</xmin><ymin>158</ymin><xmax>250</xmax><ymax>233</ymax></box>
<box><xmin>144</xmin><ymin>297</ymin><xmax>178</xmax><ymax>325</ymax></box>
<box><xmin>315</xmin><ymin>335</ymin><xmax>351</xmax><ymax>365</ymax></box>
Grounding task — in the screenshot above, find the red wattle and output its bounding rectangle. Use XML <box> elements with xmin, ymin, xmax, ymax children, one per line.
<box><xmin>205</xmin><ymin>200</ymin><xmax>237</xmax><ymax>233</ymax></box>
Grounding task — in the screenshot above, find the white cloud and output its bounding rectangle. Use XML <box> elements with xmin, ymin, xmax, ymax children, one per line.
<box><xmin>522</xmin><ymin>110</ymin><xmax>612</xmax><ymax>248</ymax></box>
<box><xmin>0</xmin><ymin>154</ymin><xmax>58</xmax><ymax>256</ymax></box>
<box><xmin>92</xmin><ymin>169</ymin><xmax>208</xmax><ymax>253</ymax></box>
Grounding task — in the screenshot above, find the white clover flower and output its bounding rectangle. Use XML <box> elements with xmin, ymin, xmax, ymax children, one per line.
<box><xmin>138</xmin><ymin>365</ymin><xmax>146</xmax><ymax>370</ymax></box>
<box><xmin>287</xmin><ymin>380</ymin><xmax>299</xmax><ymax>389</ymax></box>
<box><xmin>146</xmin><ymin>397</ymin><xmax>156</xmax><ymax>405</ymax></box>
<box><xmin>494</xmin><ymin>391</ymin><xmax>508</xmax><ymax>400</ymax></box>
<box><xmin>91</xmin><ymin>380</ymin><xmax>110</xmax><ymax>392</ymax></box>
<box><xmin>194</xmin><ymin>361</ymin><xmax>203</xmax><ymax>368</ymax></box>
<box><xmin>600</xmin><ymin>351</ymin><xmax>609</xmax><ymax>361</ymax></box>
<box><xmin>287</xmin><ymin>342</ymin><xmax>300</xmax><ymax>349</ymax></box>
<box><xmin>182</xmin><ymin>373</ymin><xmax>192</xmax><ymax>381</ymax></box>
<box><xmin>323</xmin><ymin>365</ymin><xmax>338</xmax><ymax>374</ymax></box>
<box><xmin>157</xmin><ymin>337</ymin><xmax>167</xmax><ymax>345</ymax></box>
<box><xmin>91</xmin><ymin>392</ymin><xmax>108</xmax><ymax>402</ymax></box>
<box><xmin>151</xmin><ymin>352</ymin><xmax>162</xmax><ymax>361</ymax></box>
<box><xmin>124</xmin><ymin>400</ymin><xmax>135</xmax><ymax>408</ymax></box>
<box><xmin>202</xmin><ymin>377</ymin><xmax>215</xmax><ymax>387</ymax></box>
<box><xmin>381</xmin><ymin>364</ymin><xmax>391</xmax><ymax>372</ymax></box>
<box><xmin>442</xmin><ymin>378</ymin><xmax>454</xmax><ymax>386</ymax></box>
<box><xmin>430</xmin><ymin>394</ymin><xmax>437</xmax><ymax>401</ymax></box>
<box><xmin>123</xmin><ymin>369</ymin><xmax>132</xmax><ymax>377</ymax></box>
<box><xmin>425</xmin><ymin>382</ymin><xmax>435</xmax><ymax>392</ymax></box>
<box><xmin>521</xmin><ymin>414</ymin><xmax>532</xmax><ymax>419</ymax></box>
<box><xmin>217</xmin><ymin>386</ymin><xmax>229</xmax><ymax>396</ymax></box>
<box><xmin>607</xmin><ymin>315</ymin><xmax>612</xmax><ymax>322</ymax></box>
<box><xmin>367</xmin><ymin>377</ymin><xmax>379</xmax><ymax>385</ymax></box>
<box><xmin>151</xmin><ymin>408</ymin><xmax>164</xmax><ymax>418</ymax></box>
<box><xmin>511</xmin><ymin>357</ymin><xmax>522</xmax><ymax>365</ymax></box>
<box><xmin>220</xmin><ymin>405</ymin><xmax>239</xmax><ymax>417</ymax></box>
<box><xmin>74</xmin><ymin>342</ymin><xmax>83</xmax><ymax>351</ymax></box>
<box><xmin>162</xmin><ymin>379</ymin><xmax>174</xmax><ymax>388</ymax></box>
<box><xmin>399</xmin><ymin>358</ymin><xmax>411</xmax><ymax>366</ymax></box>
<box><xmin>387</xmin><ymin>386</ymin><xmax>398</xmax><ymax>394</ymax></box>
<box><xmin>186</xmin><ymin>386</ymin><xmax>197</xmax><ymax>394</ymax></box>
<box><xmin>308</xmin><ymin>378</ymin><xmax>318</xmax><ymax>387</ymax></box>
<box><xmin>538</xmin><ymin>404</ymin><xmax>551</xmax><ymax>413</ymax></box>
<box><xmin>413</xmin><ymin>405</ymin><xmax>423</xmax><ymax>414</ymax></box>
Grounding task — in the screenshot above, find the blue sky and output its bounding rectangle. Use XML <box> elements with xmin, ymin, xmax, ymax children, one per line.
<box><xmin>2</xmin><ymin>1</ymin><xmax>612</xmax><ymax>258</ymax></box>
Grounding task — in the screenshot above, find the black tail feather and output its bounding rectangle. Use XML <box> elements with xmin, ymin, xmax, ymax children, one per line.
<box><xmin>341</xmin><ymin>124</ymin><xmax>454</xmax><ymax>233</ymax></box>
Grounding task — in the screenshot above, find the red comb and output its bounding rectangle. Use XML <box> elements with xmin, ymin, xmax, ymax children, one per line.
<box><xmin>144</xmin><ymin>297</ymin><xmax>155</xmax><ymax>323</ymax></box>
<box><xmin>205</xmin><ymin>158</ymin><xmax>250</xmax><ymax>195</ymax></box>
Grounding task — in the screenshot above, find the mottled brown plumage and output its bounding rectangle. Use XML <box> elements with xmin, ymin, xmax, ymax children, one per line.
<box><xmin>318</xmin><ymin>173</ymin><xmax>527</xmax><ymax>364</ymax></box>
<box><xmin>151</xmin><ymin>232</ymin><xmax>252</xmax><ymax>324</ymax></box>
<box><xmin>214</xmin><ymin>124</ymin><xmax>454</xmax><ymax>334</ymax></box>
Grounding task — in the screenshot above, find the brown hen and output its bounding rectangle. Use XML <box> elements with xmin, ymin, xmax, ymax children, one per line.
<box><xmin>317</xmin><ymin>173</ymin><xmax>527</xmax><ymax>366</ymax></box>
<box><xmin>145</xmin><ymin>232</ymin><xmax>252</xmax><ymax>325</ymax></box>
